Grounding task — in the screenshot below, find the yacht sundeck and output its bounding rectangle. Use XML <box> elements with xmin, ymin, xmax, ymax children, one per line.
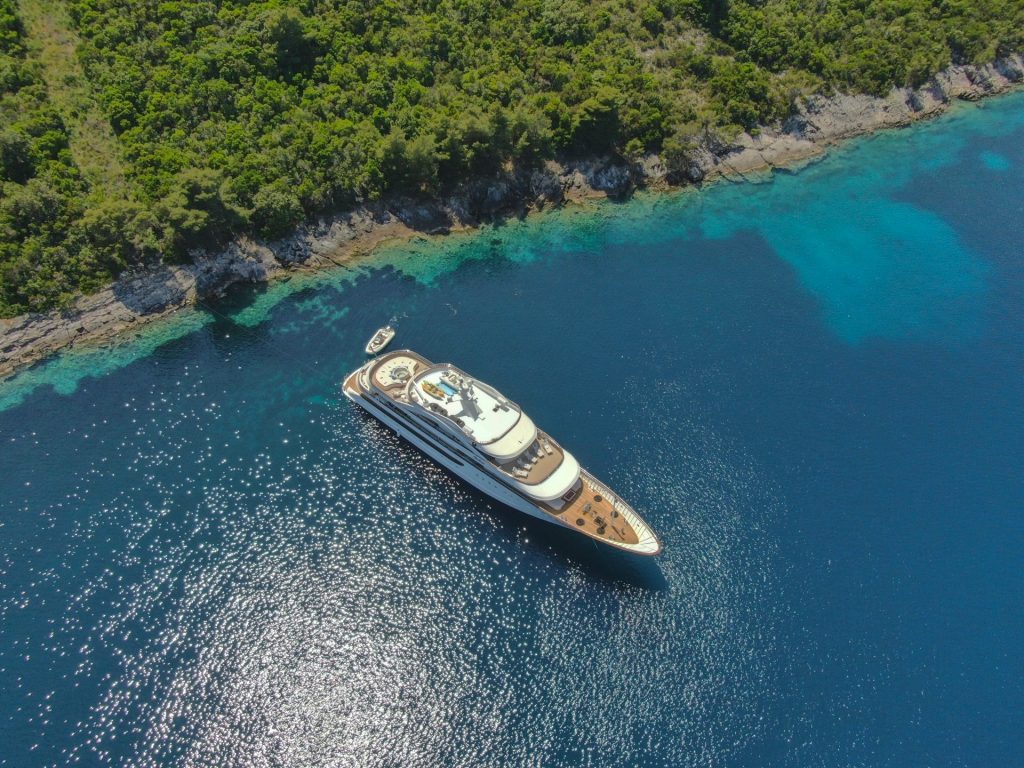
<box><xmin>343</xmin><ymin>350</ymin><xmax>661</xmax><ymax>555</ymax></box>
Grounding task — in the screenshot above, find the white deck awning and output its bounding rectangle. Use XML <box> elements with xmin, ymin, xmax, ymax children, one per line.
<box><xmin>518</xmin><ymin>450</ymin><xmax>580</xmax><ymax>501</ymax></box>
<box><xmin>477</xmin><ymin>413</ymin><xmax>537</xmax><ymax>460</ymax></box>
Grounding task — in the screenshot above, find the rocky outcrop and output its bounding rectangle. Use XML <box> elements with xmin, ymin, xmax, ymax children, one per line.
<box><xmin>0</xmin><ymin>243</ymin><xmax>280</xmax><ymax>377</ymax></box>
<box><xmin>265</xmin><ymin>208</ymin><xmax>412</xmax><ymax>269</ymax></box>
<box><xmin>2</xmin><ymin>54</ymin><xmax>1022</xmax><ymax>381</ymax></box>
<box><xmin>714</xmin><ymin>53</ymin><xmax>1024</xmax><ymax>176</ymax></box>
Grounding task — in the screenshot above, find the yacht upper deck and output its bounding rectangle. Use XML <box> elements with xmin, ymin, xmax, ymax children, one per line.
<box><xmin>364</xmin><ymin>352</ymin><xmax>534</xmax><ymax>455</ymax></box>
<box><xmin>409</xmin><ymin>365</ymin><xmax>537</xmax><ymax>459</ymax></box>
<box><xmin>410</xmin><ymin>368</ymin><xmax>515</xmax><ymax>440</ymax></box>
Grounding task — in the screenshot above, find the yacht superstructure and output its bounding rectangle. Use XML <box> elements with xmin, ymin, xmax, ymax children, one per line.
<box><xmin>343</xmin><ymin>350</ymin><xmax>661</xmax><ymax>555</ymax></box>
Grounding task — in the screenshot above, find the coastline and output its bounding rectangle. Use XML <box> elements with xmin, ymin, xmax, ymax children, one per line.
<box><xmin>2</xmin><ymin>54</ymin><xmax>1022</xmax><ymax>382</ymax></box>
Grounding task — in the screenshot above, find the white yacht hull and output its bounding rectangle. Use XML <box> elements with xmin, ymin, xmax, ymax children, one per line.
<box><xmin>343</xmin><ymin>352</ymin><xmax>661</xmax><ymax>555</ymax></box>
<box><xmin>344</xmin><ymin>386</ymin><xmax>571</xmax><ymax>529</ymax></box>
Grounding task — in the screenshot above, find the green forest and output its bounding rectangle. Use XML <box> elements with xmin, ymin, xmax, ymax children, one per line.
<box><xmin>1</xmin><ymin>0</ymin><xmax>1022</xmax><ymax>316</ymax></box>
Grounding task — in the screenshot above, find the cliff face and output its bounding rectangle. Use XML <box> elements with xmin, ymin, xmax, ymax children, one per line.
<box><xmin>2</xmin><ymin>55</ymin><xmax>1022</xmax><ymax>381</ymax></box>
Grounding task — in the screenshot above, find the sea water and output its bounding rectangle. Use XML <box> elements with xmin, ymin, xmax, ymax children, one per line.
<box><xmin>1</xmin><ymin>92</ymin><xmax>1023</xmax><ymax>767</ymax></box>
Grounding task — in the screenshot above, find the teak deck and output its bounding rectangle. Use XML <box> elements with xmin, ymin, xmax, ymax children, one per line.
<box><xmin>543</xmin><ymin>481</ymin><xmax>641</xmax><ymax>546</ymax></box>
<box><xmin>498</xmin><ymin>438</ymin><xmax>563</xmax><ymax>484</ymax></box>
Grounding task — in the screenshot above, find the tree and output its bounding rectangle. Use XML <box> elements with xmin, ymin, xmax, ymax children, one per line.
<box><xmin>709</xmin><ymin>60</ymin><xmax>778</xmax><ymax>130</ymax></box>
<box><xmin>661</xmin><ymin>125</ymin><xmax>701</xmax><ymax>180</ymax></box>
<box><xmin>571</xmin><ymin>87</ymin><xmax>621</xmax><ymax>153</ymax></box>
<box><xmin>155</xmin><ymin>168</ymin><xmax>243</xmax><ymax>256</ymax></box>
<box><xmin>380</xmin><ymin>128</ymin><xmax>440</xmax><ymax>194</ymax></box>
<box><xmin>262</xmin><ymin>7</ymin><xmax>314</xmax><ymax>77</ymax></box>
<box><xmin>0</xmin><ymin>128</ymin><xmax>32</xmax><ymax>183</ymax></box>
<box><xmin>508</xmin><ymin>104</ymin><xmax>552</xmax><ymax>163</ymax></box>
<box><xmin>251</xmin><ymin>181</ymin><xmax>304</xmax><ymax>239</ymax></box>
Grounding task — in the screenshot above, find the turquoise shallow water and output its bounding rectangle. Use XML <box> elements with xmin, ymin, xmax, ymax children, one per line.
<box><xmin>1</xmin><ymin>93</ymin><xmax>1023</xmax><ymax>767</ymax></box>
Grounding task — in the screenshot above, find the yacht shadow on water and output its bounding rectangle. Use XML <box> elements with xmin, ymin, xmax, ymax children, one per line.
<box><xmin>510</xmin><ymin>514</ymin><xmax>669</xmax><ymax>590</ymax></box>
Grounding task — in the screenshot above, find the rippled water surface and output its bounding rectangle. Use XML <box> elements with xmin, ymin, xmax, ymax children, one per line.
<box><xmin>2</xmin><ymin>94</ymin><xmax>1023</xmax><ymax>767</ymax></box>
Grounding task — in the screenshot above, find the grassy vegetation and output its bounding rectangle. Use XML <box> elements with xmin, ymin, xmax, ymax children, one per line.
<box><xmin>1</xmin><ymin>0</ymin><xmax>1022</xmax><ymax>317</ymax></box>
<box><xmin>0</xmin><ymin>0</ymin><xmax>114</xmax><ymax>314</ymax></box>
<box><xmin>15</xmin><ymin>0</ymin><xmax>126</xmax><ymax>194</ymax></box>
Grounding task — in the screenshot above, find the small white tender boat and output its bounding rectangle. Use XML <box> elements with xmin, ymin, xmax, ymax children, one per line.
<box><xmin>365</xmin><ymin>326</ymin><xmax>396</xmax><ymax>355</ymax></box>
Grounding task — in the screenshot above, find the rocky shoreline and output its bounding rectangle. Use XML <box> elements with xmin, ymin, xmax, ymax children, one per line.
<box><xmin>2</xmin><ymin>54</ymin><xmax>1022</xmax><ymax>382</ymax></box>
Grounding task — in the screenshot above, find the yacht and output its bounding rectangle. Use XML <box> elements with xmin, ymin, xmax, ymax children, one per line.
<box><xmin>343</xmin><ymin>350</ymin><xmax>661</xmax><ymax>555</ymax></box>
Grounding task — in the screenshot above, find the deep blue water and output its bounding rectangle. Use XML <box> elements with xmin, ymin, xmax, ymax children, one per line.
<box><xmin>1</xmin><ymin>93</ymin><xmax>1023</xmax><ymax>767</ymax></box>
